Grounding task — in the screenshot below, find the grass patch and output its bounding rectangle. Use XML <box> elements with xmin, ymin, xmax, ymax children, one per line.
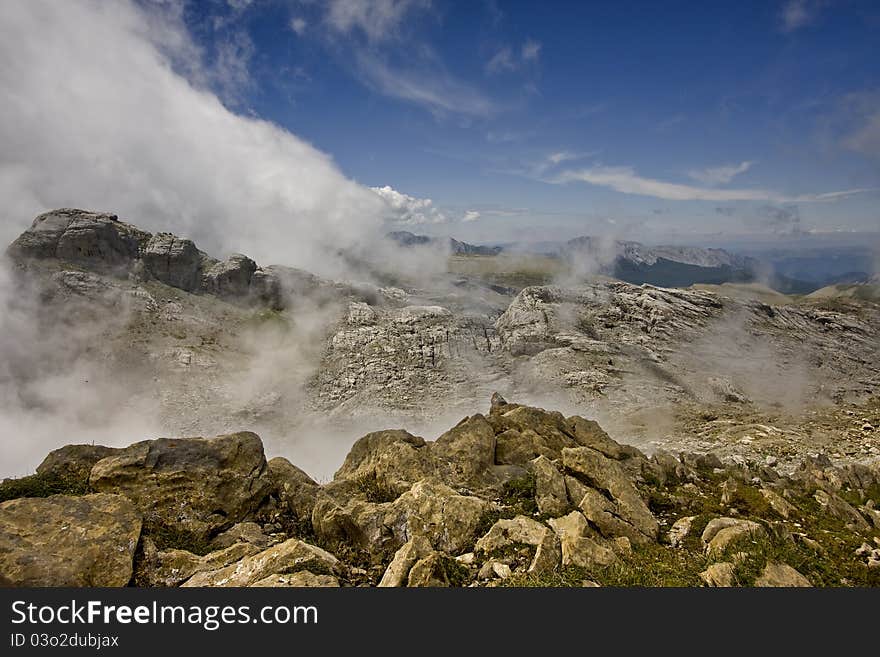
<box><xmin>0</xmin><ymin>471</ymin><xmax>89</xmax><ymax>503</ymax></box>
<box><xmin>146</xmin><ymin>522</ymin><xmax>214</xmax><ymax>556</ymax></box>
<box><xmin>354</xmin><ymin>471</ymin><xmax>399</xmax><ymax>504</ymax></box>
<box><xmin>503</xmin><ymin>543</ymin><xmax>710</xmax><ymax>587</ymax></box>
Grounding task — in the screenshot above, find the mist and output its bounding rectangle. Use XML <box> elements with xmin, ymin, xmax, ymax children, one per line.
<box><xmin>0</xmin><ymin>0</ymin><xmax>388</xmax><ymax>278</ymax></box>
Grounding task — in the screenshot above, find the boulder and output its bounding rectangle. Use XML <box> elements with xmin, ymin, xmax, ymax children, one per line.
<box><xmin>754</xmin><ymin>562</ymin><xmax>812</xmax><ymax>587</ymax></box>
<box><xmin>813</xmin><ymin>489</ymin><xmax>871</xmax><ymax>531</ymax></box>
<box><xmin>36</xmin><ymin>444</ymin><xmax>121</xmax><ymax>482</ymax></box>
<box><xmin>475</xmin><ymin>515</ymin><xmax>561</xmax><ymax>575</ymax></box>
<box><xmin>200</xmin><ymin>254</ymin><xmax>257</xmax><ymax>299</ymax></box>
<box><xmin>89</xmin><ymin>432</ymin><xmax>272</xmax><ymax>541</ymax></box>
<box><xmin>182</xmin><ymin>538</ymin><xmax>339</xmax><ymax>587</ymax></box>
<box><xmin>390</xmin><ymin>479</ymin><xmax>490</xmax><ymax>554</ymax></box>
<box><xmin>431</xmin><ymin>414</ymin><xmax>496</xmax><ymax>487</ymax></box>
<box><xmin>334</xmin><ymin>430</ymin><xmax>434</xmax><ymax>496</ymax></box>
<box><xmin>532</xmin><ymin>456</ymin><xmax>570</xmax><ymax>517</ymax></box>
<box><xmin>562</xmin><ymin>447</ymin><xmax>659</xmax><ymax>544</ymax></box>
<box><xmin>548</xmin><ymin>511</ymin><xmax>616</xmax><ymax>568</ymax></box>
<box><xmin>141</xmin><ymin>233</ymin><xmax>207</xmax><ymax>292</ymax></box>
<box><xmin>760</xmin><ymin>487</ymin><xmax>797</xmax><ymax>520</ymax></box>
<box><xmin>312</xmin><ymin>478</ymin><xmax>489</xmax><ymax>557</ymax></box>
<box><xmin>267</xmin><ymin>457</ymin><xmax>320</xmax><ymax>521</ymax></box>
<box><xmin>668</xmin><ymin>516</ymin><xmax>696</xmax><ymax>548</ymax></box>
<box><xmin>407</xmin><ymin>553</ymin><xmax>453</xmax><ymax>587</ymax></box>
<box><xmin>250</xmin><ymin>572</ymin><xmax>339</xmax><ymax>587</ymax></box>
<box><xmin>378</xmin><ymin>536</ymin><xmax>434</xmax><ymax>587</ymax></box>
<box><xmin>701</xmin><ymin>518</ymin><xmax>765</xmax><ymax>556</ymax></box>
<box><xmin>136</xmin><ymin>540</ymin><xmax>259</xmax><ymax>587</ymax></box>
<box><xmin>699</xmin><ymin>562</ymin><xmax>736</xmax><ymax>587</ymax></box>
<box><xmin>209</xmin><ymin>522</ymin><xmax>272</xmax><ymax>551</ymax></box>
<box><xmin>0</xmin><ymin>493</ymin><xmax>141</xmax><ymax>586</ymax></box>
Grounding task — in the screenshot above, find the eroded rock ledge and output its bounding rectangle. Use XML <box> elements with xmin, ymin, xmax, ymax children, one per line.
<box><xmin>1</xmin><ymin>395</ymin><xmax>879</xmax><ymax>587</ymax></box>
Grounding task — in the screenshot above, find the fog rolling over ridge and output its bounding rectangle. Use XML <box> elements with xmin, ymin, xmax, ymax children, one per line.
<box><xmin>0</xmin><ymin>0</ymin><xmax>394</xmax><ymax>278</ymax></box>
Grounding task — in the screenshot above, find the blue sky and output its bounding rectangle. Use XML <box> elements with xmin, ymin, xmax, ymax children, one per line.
<box><xmin>173</xmin><ymin>0</ymin><xmax>880</xmax><ymax>243</ymax></box>
<box><xmin>1</xmin><ymin>1</ymin><xmax>878</xmax><ymax>261</ymax></box>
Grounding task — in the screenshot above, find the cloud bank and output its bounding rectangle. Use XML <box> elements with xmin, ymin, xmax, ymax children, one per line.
<box><xmin>0</xmin><ymin>0</ymin><xmax>387</xmax><ymax>276</ymax></box>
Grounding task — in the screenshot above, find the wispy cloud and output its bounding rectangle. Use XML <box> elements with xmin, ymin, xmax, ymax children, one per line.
<box><xmin>290</xmin><ymin>17</ymin><xmax>307</xmax><ymax>36</ymax></box>
<box><xmin>687</xmin><ymin>161</ymin><xmax>753</xmax><ymax>186</ymax></box>
<box><xmin>521</xmin><ymin>38</ymin><xmax>541</xmax><ymax>61</ymax></box>
<box><xmin>780</xmin><ymin>0</ymin><xmax>828</xmax><ymax>33</ymax></box>
<box><xmin>324</xmin><ymin>0</ymin><xmax>429</xmax><ymax>43</ymax></box>
<box><xmin>486</xmin><ymin>47</ymin><xmax>516</xmax><ymax>74</ymax></box>
<box><xmin>486</xmin><ymin>39</ymin><xmax>542</xmax><ymax>74</ymax></box>
<box><xmin>463</xmin><ymin>210</ymin><xmax>481</xmax><ymax>222</ymax></box>
<box><xmin>553</xmin><ymin>165</ymin><xmax>873</xmax><ymax>202</ymax></box>
<box><xmin>357</xmin><ymin>53</ymin><xmax>494</xmax><ymax>117</ymax></box>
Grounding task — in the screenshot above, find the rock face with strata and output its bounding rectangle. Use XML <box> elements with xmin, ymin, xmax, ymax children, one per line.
<box><xmin>0</xmin><ymin>494</ymin><xmax>142</xmax><ymax>586</ymax></box>
<box><xmin>89</xmin><ymin>432</ymin><xmax>272</xmax><ymax>541</ymax></box>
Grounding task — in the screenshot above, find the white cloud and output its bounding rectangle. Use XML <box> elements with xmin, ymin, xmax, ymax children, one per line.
<box><xmin>554</xmin><ymin>165</ymin><xmax>873</xmax><ymax>202</ymax></box>
<box><xmin>780</xmin><ymin>0</ymin><xmax>826</xmax><ymax>33</ymax></box>
<box><xmin>356</xmin><ymin>53</ymin><xmax>494</xmax><ymax>117</ymax></box>
<box><xmin>486</xmin><ymin>47</ymin><xmax>516</xmax><ymax>74</ymax></box>
<box><xmin>290</xmin><ymin>17</ymin><xmax>308</xmax><ymax>36</ymax></box>
<box><xmin>687</xmin><ymin>161</ymin><xmax>754</xmax><ymax>186</ymax></box>
<box><xmin>521</xmin><ymin>39</ymin><xmax>541</xmax><ymax>61</ymax></box>
<box><xmin>0</xmin><ymin>0</ymin><xmax>388</xmax><ymax>275</ymax></box>
<box><xmin>371</xmin><ymin>185</ymin><xmax>448</xmax><ymax>224</ymax></box>
<box><xmin>463</xmin><ymin>210</ymin><xmax>481</xmax><ymax>222</ymax></box>
<box><xmin>487</xmin><ymin>39</ymin><xmax>541</xmax><ymax>74</ymax></box>
<box><xmin>325</xmin><ymin>0</ymin><xmax>429</xmax><ymax>43</ymax></box>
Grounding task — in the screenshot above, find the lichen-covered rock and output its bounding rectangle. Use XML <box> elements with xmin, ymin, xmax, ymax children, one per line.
<box><xmin>182</xmin><ymin>538</ymin><xmax>339</xmax><ymax>587</ymax></box>
<box><xmin>89</xmin><ymin>432</ymin><xmax>272</xmax><ymax>541</ymax></box>
<box><xmin>431</xmin><ymin>414</ymin><xmax>497</xmax><ymax>487</ymax></box>
<box><xmin>532</xmin><ymin>456</ymin><xmax>570</xmax><ymax>517</ymax></box>
<box><xmin>754</xmin><ymin>562</ymin><xmax>812</xmax><ymax>587</ymax></box>
<box><xmin>136</xmin><ymin>539</ymin><xmax>259</xmax><ymax>587</ymax></box>
<box><xmin>312</xmin><ymin>478</ymin><xmax>489</xmax><ymax>557</ymax></box>
<box><xmin>334</xmin><ymin>430</ymin><xmax>434</xmax><ymax>496</ymax></box>
<box><xmin>668</xmin><ymin>515</ymin><xmax>696</xmax><ymax>547</ymax></box>
<box><xmin>562</xmin><ymin>446</ymin><xmax>659</xmax><ymax>544</ymax></box>
<box><xmin>389</xmin><ymin>479</ymin><xmax>490</xmax><ymax>554</ymax></box>
<box><xmin>701</xmin><ymin>518</ymin><xmax>765</xmax><ymax>556</ymax></box>
<box><xmin>378</xmin><ymin>536</ymin><xmax>434</xmax><ymax>587</ymax></box>
<box><xmin>700</xmin><ymin>562</ymin><xmax>736</xmax><ymax>587</ymax></box>
<box><xmin>36</xmin><ymin>444</ymin><xmax>121</xmax><ymax>482</ymax></box>
<box><xmin>407</xmin><ymin>553</ymin><xmax>454</xmax><ymax>587</ymax></box>
<box><xmin>0</xmin><ymin>493</ymin><xmax>141</xmax><ymax>586</ymax></box>
<box><xmin>548</xmin><ymin>511</ymin><xmax>616</xmax><ymax>568</ymax></box>
<box><xmin>267</xmin><ymin>457</ymin><xmax>320</xmax><ymax>522</ymax></box>
<box><xmin>250</xmin><ymin>572</ymin><xmax>340</xmax><ymax>587</ymax></box>
<box><xmin>209</xmin><ymin>522</ymin><xmax>272</xmax><ymax>551</ymax></box>
<box><xmin>475</xmin><ymin>515</ymin><xmax>561</xmax><ymax>575</ymax></box>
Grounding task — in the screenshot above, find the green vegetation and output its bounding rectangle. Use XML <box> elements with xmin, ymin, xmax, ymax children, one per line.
<box><xmin>146</xmin><ymin>522</ymin><xmax>213</xmax><ymax>556</ymax></box>
<box><xmin>474</xmin><ymin>473</ymin><xmax>539</xmax><ymax>537</ymax></box>
<box><xmin>354</xmin><ymin>471</ymin><xmax>400</xmax><ymax>504</ymax></box>
<box><xmin>0</xmin><ymin>471</ymin><xmax>89</xmax><ymax>503</ymax></box>
<box><xmin>447</xmin><ymin>254</ymin><xmax>566</xmax><ymax>290</ymax></box>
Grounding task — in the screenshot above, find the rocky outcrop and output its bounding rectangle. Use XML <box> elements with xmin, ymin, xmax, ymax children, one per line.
<box><xmin>3</xmin><ymin>396</ymin><xmax>878</xmax><ymax>588</ymax></box>
<box><xmin>5</xmin><ymin>208</ymin><xmax>368</xmax><ymax>310</ymax></box>
<box><xmin>182</xmin><ymin>538</ymin><xmax>339</xmax><ymax>587</ymax></box>
<box><xmin>89</xmin><ymin>432</ymin><xmax>272</xmax><ymax>541</ymax></box>
<box><xmin>0</xmin><ymin>494</ymin><xmax>141</xmax><ymax>586</ymax></box>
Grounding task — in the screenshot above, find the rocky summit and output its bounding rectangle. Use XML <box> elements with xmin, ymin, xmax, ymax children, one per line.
<box><xmin>2</xmin><ymin>208</ymin><xmax>879</xmax><ymax>587</ymax></box>
<box><xmin>1</xmin><ymin>395</ymin><xmax>878</xmax><ymax>588</ymax></box>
